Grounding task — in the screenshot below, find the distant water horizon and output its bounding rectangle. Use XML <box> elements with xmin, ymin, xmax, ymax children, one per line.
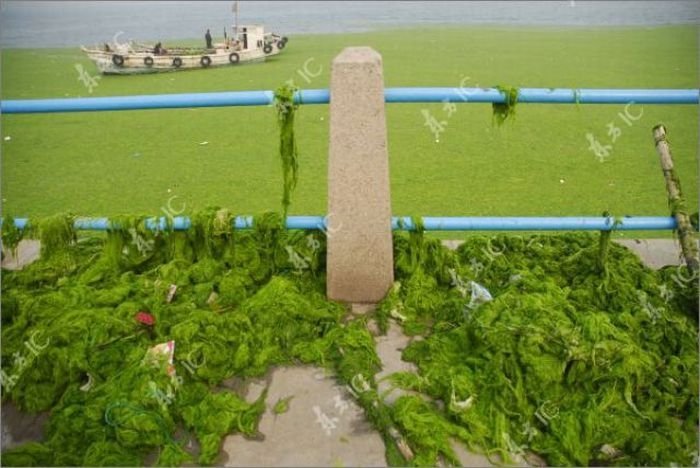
<box><xmin>1</xmin><ymin>1</ymin><xmax>698</xmax><ymax>49</ymax></box>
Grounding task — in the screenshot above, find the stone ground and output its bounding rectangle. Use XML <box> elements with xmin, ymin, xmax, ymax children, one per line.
<box><xmin>0</xmin><ymin>238</ymin><xmax>688</xmax><ymax>466</ymax></box>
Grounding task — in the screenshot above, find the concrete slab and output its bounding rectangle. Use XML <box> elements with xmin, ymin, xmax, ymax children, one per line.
<box><xmin>1</xmin><ymin>240</ymin><xmax>40</xmax><ymax>270</ymax></box>
<box><xmin>615</xmin><ymin>238</ymin><xmax>684</xmax><ymax>269</ymax></box>
<box><xmin>1</xmin><ymin>402</ymin><xmax>48</xmax><ymax>451</ymax></box>
<box><xmin>375</xmin><ymin>322</ymin><xmax>417</xmax><ymax>405</ymax></box>
<box><xmin>221</xmin><ymin>366</ymin><xmax>386</xmax><ymax>467</ymax></box>
<box><xmin>218</xmin><ymin>325</ymin><xmax>510</xmax><ymax>467</ymax></box>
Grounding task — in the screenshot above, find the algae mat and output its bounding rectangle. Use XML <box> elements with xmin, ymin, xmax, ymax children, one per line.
<box><xmin>1</xmin><ymin>26</ymin><xmax>698</xmax><ymax>241</ymax></box>
<box><xmin>0</xmin><ymin>211</ymin><xmax>698</xmax><ymax>466</ymax></box>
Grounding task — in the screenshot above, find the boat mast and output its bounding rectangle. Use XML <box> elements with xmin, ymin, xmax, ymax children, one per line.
<box><xmin>233</xmin><ymin>1</ymin><xmax>239</xmax><ymax>38</ymax></box>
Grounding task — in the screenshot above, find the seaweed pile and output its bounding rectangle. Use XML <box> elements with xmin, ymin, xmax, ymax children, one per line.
<box><xmin>1</xmin><ymin>211</ymin><xmax>347</xmax><ymax>466</ymax></box>
<box><xmin>1</xmin><ymin>212</ymin><xmax>698</xmax><ymax>466</ymax></box>
<box><xmin>380</xmin><ymin>229</ymin><xmax>699</xmax><ymax>466</ymax></box>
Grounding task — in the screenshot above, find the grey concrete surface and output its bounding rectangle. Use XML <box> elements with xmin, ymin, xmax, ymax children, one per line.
<box><xmin>374</xmin><ymin>322</ymin><xmax>417</xmax><ymax>405</ymax></box>
<box><xmin>615</xmin><ymin>238</ymin><xmax>685</xmax><ymax>268</ymax></box>
<box><xmin>218</xmin><ymin>324</ymin><xmax>505</xmax><ymax>467</ymax></box>
<box><xmin>326</xmin><ymin>47</ymin><xmax>394</xmax><ymax>303</ymax></box>
<box><xmin>1</xmin><ymin>240</ymin><xmax>40</xmax><ymax>271</ymax></box>
<box><xmin>220</xmin><ymin>366</ymin><xmax>386</xmax><ymax>467</ymax></box>
<box><xmin>1</xmin><ymin>402</ymin><xmax>48</xmax><ymax>451</ymax></box>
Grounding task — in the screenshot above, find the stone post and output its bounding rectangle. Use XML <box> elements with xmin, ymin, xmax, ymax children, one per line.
<box><xmin>326</xmin><ymin>47</ymin><xmax>394</xmax><ymax>304</ymax></box>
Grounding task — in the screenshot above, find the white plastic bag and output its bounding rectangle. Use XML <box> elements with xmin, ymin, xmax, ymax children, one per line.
<box><xmin>467</xmin><ymin>281</ymin><xmax>493</xmax><ymax>310</ymax></box>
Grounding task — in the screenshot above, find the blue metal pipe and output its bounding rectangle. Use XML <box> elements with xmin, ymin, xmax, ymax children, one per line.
<box><xmin>2</xmin><ymin>88</ymin><xmax>697</xmax><ymax>114</ymax></box>
<box><xmin>5</xmin><ymin>216</ymin><xmax>678</xmax><ymax>231</ymax></box>
<box><xmin>385</xmin><ymin>88</ymin><xmax>699</xmax><ymax>104</ymax></box>
<box><xmin>391</xmin><ymin>216</ymin><xmax>677</xmax><ymax>231</ymax></box>
<box><xmin>1</xmin><ymin>90</ymin><xmax>275</xmax><ymax>114</ymax></box>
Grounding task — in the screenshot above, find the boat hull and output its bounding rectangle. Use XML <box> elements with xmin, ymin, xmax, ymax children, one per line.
<box><xmin>82</xmin><ymin>42</ymin><xmax>284</xmax><ymax>75</ymax></box>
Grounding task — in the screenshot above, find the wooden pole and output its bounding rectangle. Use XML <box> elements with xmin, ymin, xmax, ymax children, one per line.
<box><xmin>651</xmin><ymin>125</ymin><xmax>699</xmax><ymax>273</ymax></box>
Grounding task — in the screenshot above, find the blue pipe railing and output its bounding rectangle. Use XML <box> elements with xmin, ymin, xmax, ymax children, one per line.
<box><xmin>1</xmin><ymin>88</ymin><xmax>697</xmax><ymax>114</ymax></box>
<box><xmin>2</xmin><ymin>86</ymin><xmax>693</xmax><ymax>234</ymax></box>
<box><xmin>5</xmin><ymin>216</ymin><xmax>678</xmax><ymax>232</ymax></box>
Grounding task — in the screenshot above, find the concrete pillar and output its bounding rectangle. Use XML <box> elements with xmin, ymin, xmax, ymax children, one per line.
<box><xmin>327</xmin><ymin>47</ymin><xmax>394</xmax><ymax>303</ymax></box>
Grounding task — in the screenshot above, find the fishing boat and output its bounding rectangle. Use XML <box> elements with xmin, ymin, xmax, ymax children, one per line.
<box><xmin>81</xmin><ymin>3</ymin><xmax>287</xmax><ymax>75</ymax></box>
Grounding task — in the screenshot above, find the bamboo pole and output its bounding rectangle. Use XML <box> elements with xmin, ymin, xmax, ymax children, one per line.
<box><xmin>651</xmin><ymin>124</ymin><xmax>699</xmax><ymax>272</ymax></box>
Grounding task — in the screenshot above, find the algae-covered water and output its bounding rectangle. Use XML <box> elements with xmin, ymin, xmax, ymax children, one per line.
<box><xmin>1</xmin><ymin>26</ymin><xmax>698</xmax><ymax>239</ymax></box>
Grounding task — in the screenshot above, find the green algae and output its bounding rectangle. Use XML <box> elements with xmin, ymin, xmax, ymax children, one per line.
<box><xmin>273</xmin><ymin>395</ymin><xmax>293</xmax><ymax>414</ymax></box>
<box><xmin>177</xmin><ymin>383</ymin><xmax>267</xmax><ymax>464</ymax></box>
<box><xmin>274</xmin><ymin>84</ymin><xmax>300</xmax><ymax>217</ymax></box>
<box><xmin>306</xmin><ymin>317</ymin><xmax>415</xmax><ymax>466</ymax></box>
<box><xmin>1</xmin><ymin>211</ymin><xmax>698</xmax><ymax>467</ymax></box>
<box><xmin>1</xmin><ymin>215</ymin><xmax>25</xmax><ymax>259</ymax></box>
<box><xmin>36</xmin><ymin>213</ymin><xmax>76</xmax><ymax>259</ymax></box>
<box><xmin>492</xmin><ymin>85</ymin><xmax>519</xmax><ymax>126</ymax></box>
<box><xmin>1</xmin><ymin>209</ymin><xmax>339</xmax><ymax>466</ymax></box>
<box><xmin>383</xmin><ymin>230</ymin><xmax>698</xmax><ymax>466</ymax></box>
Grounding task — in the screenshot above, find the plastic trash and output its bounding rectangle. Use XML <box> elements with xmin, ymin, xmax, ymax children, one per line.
<box><xmin>143</xmin><ymin>340</ymin><xmax>176</xmax><ymax>380</ymax></box>
<box><xmin>467</xmin><ymin>281</ymin><xmax>493</xmax><ymax>310</ymax></box>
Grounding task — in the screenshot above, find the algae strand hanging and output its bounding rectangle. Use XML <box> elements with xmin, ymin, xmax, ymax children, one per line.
<box><xmin>274</xmin><ymin>84</ymin><xmax>300</xmax><ymax>218</ymax></box>
<box><xmin>492</xmin><ymin>85</ymin><xmax>519</xmax><ymax>126</ymax></box>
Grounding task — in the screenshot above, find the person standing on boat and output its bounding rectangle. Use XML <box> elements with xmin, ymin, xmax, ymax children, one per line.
<box><xmin>205</xmin><ymin>29</ymin><xmax>213</xmax><ymax>49</ymax></box>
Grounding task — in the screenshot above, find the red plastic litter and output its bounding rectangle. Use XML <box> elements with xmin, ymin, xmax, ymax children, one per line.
<box><xmin>134</xmin><ymin>311</ymin><xmax>155</xmax><ymax>326</ymax></box>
